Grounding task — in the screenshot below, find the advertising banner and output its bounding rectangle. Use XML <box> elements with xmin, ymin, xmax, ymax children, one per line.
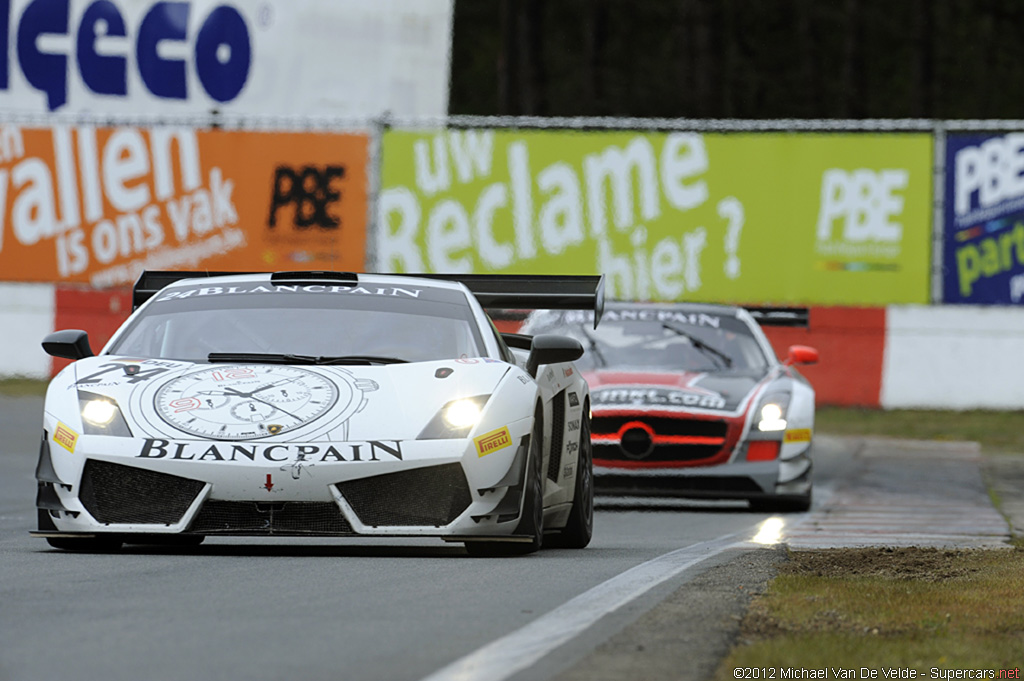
<box><xmin>0</xmin><ymin>0</ymin><xmax>452</xmax><ymax>117</ymax></box>
<box><xmin>378</xmin><ymin>129</ymin><xmax>932</xmax><ymax>305</ymax></box>
<box><xmin>943</xmin><ymin>132</ymin><xmax>1024</xmax><ymax>304</ymax></box>
<box><xmin>0</xmin><ymin>123</ymin><xmax>368</xmax><ymax>285</ymax></box>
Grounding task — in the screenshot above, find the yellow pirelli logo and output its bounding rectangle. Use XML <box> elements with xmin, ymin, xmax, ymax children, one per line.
<box><xmin>474</xmin><ymin>426</ymin><xmax>512</xmax><ymax>457</ymax></box>
<box><xmin>784</xmin><ymin>428</ymin><xmax>812</xmax><ymax>443</ymax></box>
<box><xmin>53</xmin><ymin>422</ymin><xmax>79</xmax><ymax>453</ymax></box>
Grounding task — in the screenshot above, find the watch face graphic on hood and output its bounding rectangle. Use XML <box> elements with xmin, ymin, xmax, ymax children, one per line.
<box><xmin>152</xmin><ymin>365</ymin><xmax>376</xmax><ymax>440</ymax></box>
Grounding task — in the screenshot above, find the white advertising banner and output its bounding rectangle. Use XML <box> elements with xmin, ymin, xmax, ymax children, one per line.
<box><xmin>0</xmin><ymin>0</ymin><xmax>453</xmax><ymax>118</ymax></box>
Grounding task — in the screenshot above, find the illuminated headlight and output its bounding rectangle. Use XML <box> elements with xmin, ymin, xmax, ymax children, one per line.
<box><xmin>82</xmin><ymin>399</ymin><xmax>117</xmax><ymax>426</ymax></box>
<box><xmin>419</xmin><ymin>394</ymin><xmax>491</xmax><ymax>439</ymax></box>
<box><xmin>443</xmin><ymin>399</ymin><xmax>483</xmax><ymax>429</ymax></box>
<box><xmin>78</xmin><ymin>391</ymin><xmax>132</xmax><ymax>437</ymax></box>
<box><xmin>756</xmin><ymin>395</ymin><xmax>790</xmax><ymax>432</ymax></box>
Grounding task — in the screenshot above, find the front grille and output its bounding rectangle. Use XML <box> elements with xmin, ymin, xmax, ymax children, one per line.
<box><xmin>592</xmin><ymin>415</ymin><xmax>728</xmax><ymax>464</ymax></box>
<box><xmin>336</xmin><ymin>463</ymin><xmax>472</xmax><ymax>527</ymax></box>
<box><xmin>547</xmin><ymin>390</ymin><xmax>566</xmax><ymax>481</ymax></box>
<box><xmin>188</xmin><ymin>501</ymin><xmax>354</xmax><ymax>535</ymax></box>
<box><xmin>79</xmin><ymin>459</ymin><xmax>205</xmax><ymax>525</ymax></box>
<box><xmin>594</xmin><ymin>443</ymin><xmax>724</xmax><ymax>463</ymax></box>
<box><xmin>592</xmin><ymin>415</ymin><xmax>728</xmax><ymax>439</ymax></box>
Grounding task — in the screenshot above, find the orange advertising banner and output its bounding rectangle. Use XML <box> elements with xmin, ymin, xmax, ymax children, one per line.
<box><xmin>0</xmin><ymin>125</ymin><xmax>369</xmax><ymax>285</ymax></box>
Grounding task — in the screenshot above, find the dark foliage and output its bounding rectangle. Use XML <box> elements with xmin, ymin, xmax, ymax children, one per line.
<box><xmin>450</xmin><ymin>0</ymin><xmax>1024</xmax><ymax>119</ymax></box>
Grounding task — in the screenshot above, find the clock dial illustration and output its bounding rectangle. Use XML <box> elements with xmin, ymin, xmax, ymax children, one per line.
<box><xmin>154</xmin><ymin>365</ymin><xmax>340</xmax><ymax>440</ymax></box>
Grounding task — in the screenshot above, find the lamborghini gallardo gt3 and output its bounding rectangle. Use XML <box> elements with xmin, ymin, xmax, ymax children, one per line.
<box><xmin>35</xmin><ymin>271</ymin><xmax>603</xmax><ymax>555</ymax></box>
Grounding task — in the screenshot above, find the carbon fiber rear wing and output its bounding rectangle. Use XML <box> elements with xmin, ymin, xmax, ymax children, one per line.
<box><xmin>745</xmin><ymin>306</ymin><xmax>810</xmax><ymax>327</ymax></box>
<box><xmin>413</xmin><ymin>273</ymin><xmax>605</xmax><ymax>329</ymax></box>
<box><xmin>133</xmin><ymin>271</ymin><xmax>605</xmax><ymax>327</ymax></box>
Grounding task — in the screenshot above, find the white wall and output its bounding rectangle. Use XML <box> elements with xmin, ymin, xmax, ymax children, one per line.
<box><xmin>881</xmin><ymin>305</ymin><xmax>1024</xmax><ymax>409</ymax></box>
<box><xmin>0</xmin><ymin>283</ymin><xmax>54</xmax><ymax>379</ymax></box>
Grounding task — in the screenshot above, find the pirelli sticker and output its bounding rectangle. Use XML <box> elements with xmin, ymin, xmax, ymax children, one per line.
<box><xmin>784</xmin><ymin>428</ymin><xmax>812</xmax><ymax>443</ymax></box>
<box><xmin>474</xmin><ymin>426</ymin><xmax>513</xmax><ymax>457</ymax></box>
<box><xmin>53</xmin><ymin>422</ymin><xmax>79</xmax><ymax>453</ymax></box>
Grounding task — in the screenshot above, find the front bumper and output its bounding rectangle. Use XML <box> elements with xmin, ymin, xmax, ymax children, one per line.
<box><xmin>593</xmin><ymin>443</ymin><xmax>813</xmax><ymax>501</ymax></box>
<box><xmin>35</xmin><ymin>422</ymin><xmax>535</xmax><ymax>540</ymax></box>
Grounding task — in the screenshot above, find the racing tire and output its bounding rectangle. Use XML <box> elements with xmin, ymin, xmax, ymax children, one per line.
<box><xmin>749</xmin><ymin>492</ymin><xmax>812</xmax><ymax>513</ymax></box>
<box><xmin>548</xmin><ymin>408</ymin><xmax>593</xmax><ymax>549</ymax></box>
<box><xmin>465</xmin><ymin>410</ymin><xmax>545</xmax><ymax>557</ymax></box>
<box><xmin>46</xmin><ymin>536</ymin><xmax>124</xmax><ymax>552</ymax></box>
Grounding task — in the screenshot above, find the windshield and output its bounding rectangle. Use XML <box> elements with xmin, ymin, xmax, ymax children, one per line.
<box><xmin>528</xmin><ymin>309</ymin><xmax>769</xmax><ymax>372</ymax></box>
<box><xmin>108</xmin><ymin>285</ymin><xmax>487</xmax><ymax>363</ymax></box>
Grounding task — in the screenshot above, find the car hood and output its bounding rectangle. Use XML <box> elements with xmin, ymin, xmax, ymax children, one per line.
<box><xmin>59</xmin><ymin>356</ymin><xmax>516</xmax><ymax>442</ymax></box>
<box><xmin>584</xmin><ymin>369</ymin><xmax>768</xmax><ymax>414</ymax></box>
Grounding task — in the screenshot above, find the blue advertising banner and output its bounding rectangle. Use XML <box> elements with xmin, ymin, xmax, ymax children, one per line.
<box><xmin>944</xmin><ymin>132</ymin><xmax>1024</xmax><ymax>304</ymax></box>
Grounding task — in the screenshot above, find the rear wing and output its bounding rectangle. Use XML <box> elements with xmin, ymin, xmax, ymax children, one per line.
<box><xmin>133</xmin><ymin>270</ymin><xmax>605</xmax><ymax>327</ymax></box>
<box><xmin>745</xmin><ymin>306</ymin><xmax>810</xmax><ymax>327</ymax></box>
<box><xmin>413</xmin><ymin>273</ymin><xmax>605</xmax><ymax>329</ymax></box>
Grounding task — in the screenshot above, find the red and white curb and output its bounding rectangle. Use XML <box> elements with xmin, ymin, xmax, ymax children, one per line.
<box><xmin>783</xmin><ymin>438</ymin><xmax>1011</xmax><ymax>549</ymax></box>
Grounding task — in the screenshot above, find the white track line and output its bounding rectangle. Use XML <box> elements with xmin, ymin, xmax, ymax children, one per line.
<box><xmin>419</xmin><ymin>532</ymin><xmax>744</xmax><ymax>681</ymax></box>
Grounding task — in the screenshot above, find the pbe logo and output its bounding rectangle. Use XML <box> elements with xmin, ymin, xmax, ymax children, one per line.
<box><xmin>815</xmin><ymin>168</ymin><xmax>908</xmax><ymax>248</ymax></box>
<box><xmin>0</xmin><ymin>0</ymin><xmax>252</xmax><ymax>111</ymax></box>
<box><xmin>954</xmin><ymin>133</ymin><xmax>1024</xmax><ymax>220</ymax></box>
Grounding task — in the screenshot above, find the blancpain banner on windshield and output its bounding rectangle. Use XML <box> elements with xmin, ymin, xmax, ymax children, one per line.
<box><xmin>0</xmin><ymin>0</ymin><xmax>453</xmax><ymax>117</ymax></box>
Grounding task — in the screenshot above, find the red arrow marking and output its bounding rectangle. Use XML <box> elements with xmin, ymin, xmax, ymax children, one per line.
<box><xmin>263</xmin><ymin>474</ymin><xmax>274</xmax><ymax>491</ymax></box>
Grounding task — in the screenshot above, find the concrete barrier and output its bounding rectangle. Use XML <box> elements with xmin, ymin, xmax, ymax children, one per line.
<box><xmin>0</xmin><ymin>283</ymin><xmax>56</xmax><ymax>379</ymax></box>
<box><xmin>880</xmin><ymin>305</ymin><xmax>1024</xmax><ymax>409</ymax></box>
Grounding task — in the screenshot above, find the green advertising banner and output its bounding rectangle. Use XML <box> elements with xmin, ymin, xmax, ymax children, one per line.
<box><xmin>378</xmin><ymin>129</ymin><xmax>932</xmax><ymax>305</ymax></box>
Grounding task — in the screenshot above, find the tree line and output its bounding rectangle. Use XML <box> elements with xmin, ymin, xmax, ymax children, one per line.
<box><xmin>449</xmin><ymin>0</ymin><xmax>1024</xmax><ymax>120</ymax></box>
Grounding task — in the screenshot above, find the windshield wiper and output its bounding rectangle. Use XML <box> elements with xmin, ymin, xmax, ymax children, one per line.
<box><xmin>578</xmin><ymin>327</ymin><xmax>608</xmax><ymax>368</ymax></box>
<box><xmin>208</xmin><ymin>352</ymin><xmax>408</xmax><ymax>365</ymax></box>
<box><xmin>659</xmin><ymin>323</ymin><xmax>733</xmax><ymax>368</ymax></box>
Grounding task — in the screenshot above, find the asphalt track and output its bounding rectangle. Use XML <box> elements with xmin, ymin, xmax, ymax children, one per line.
<box><xmin>0</xmin><ymin>394</ymin><xmax>1009</xmax><ymax>681</ymax></box>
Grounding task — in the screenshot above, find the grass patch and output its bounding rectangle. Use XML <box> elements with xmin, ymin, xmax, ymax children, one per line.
<box><xmin>715</xmin><ymin>547</ymin><xmax>1024</xmax><ymax>676</ymax></box>
<box><xmin>816</xmin><ymin>407</ymin><xmax>1024</xmax><ymax>453</ymax></box>
<box><xmin>0</xmin><ymin>377</ymin><xmax>48</xmax><ymax>397</ymax></box>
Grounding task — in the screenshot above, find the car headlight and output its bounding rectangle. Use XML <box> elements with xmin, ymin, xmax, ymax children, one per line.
<box><xmin>78</xmin><ymin>391</ymin><xmax>133</xmax><ymax>437</ymax></box>
<box><xmin>756</xmin><ymin>393</ymin><xmax>790</xmax><ymax>432</ymax></box>
<box><xmin>419</xmin><ymin>394</ymin><xmax>491</xmax><ymax>439</ymax></box>
<box><xmin>443</xmin><ymin>399</ymin><xmax>484</xmax><ymax>429</ymax></box>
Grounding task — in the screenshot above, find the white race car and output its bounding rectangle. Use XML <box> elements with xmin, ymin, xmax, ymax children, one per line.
<box><xmin>35</xmin><ymin>271</ymin><xmax>603</xmax><ymax>555</ymax></box>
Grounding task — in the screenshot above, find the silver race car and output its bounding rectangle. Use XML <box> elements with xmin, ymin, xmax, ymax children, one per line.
<box><xmin>521</xmin><ymin>302</ymin><xmax>818</xmax><ymax>512</ymax></box>
<box><xmin>35</xmin><ymin>271</ymin><xmax>603</xmax><ymax>554</ymax></box>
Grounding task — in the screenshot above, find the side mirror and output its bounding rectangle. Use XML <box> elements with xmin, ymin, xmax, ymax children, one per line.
<box><xmin>526</xmin><ymin>334</ymin><xmax>584</xmax><ymax>377</ymax></box>
<box><xmin>785</xmin><ymin>344</ymin><xmax>818</xmax><ymax>366</ymax></box>
<box><xmin>42</xmin><ymin>330</ymin><xmax>95</xmax><ymax>360</ymax></box>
